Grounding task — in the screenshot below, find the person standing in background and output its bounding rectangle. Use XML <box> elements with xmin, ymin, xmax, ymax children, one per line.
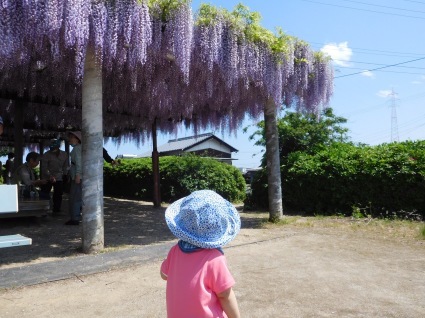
<box><xmin>0</xmin><ymin>116</ymin><xmax>4</xmax><ymax>181</ymax></box>
<box><xmin>3</xmin><ymin>152</ymin><xmax>15</xmax><ymax>184</ymax></box>
<box><xmin>40</xmin><ymin>139</ymin><xmax>69</xmax><ymax>215</ymax></box>
<box><xmin>103</xmin><ymin>148</ymin><xmax>117</xmax><ymax>165</ymax></box>
<box><xmin>65</xmin><ymin>131</ymin><xmax>82</xmax><ymax>225</ymax></box>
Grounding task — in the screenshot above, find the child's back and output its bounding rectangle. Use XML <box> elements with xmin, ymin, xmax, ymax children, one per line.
<box><xmin>162</xmin><ymin>245</ymin><xmax>235</xmax><ymax>317</ymax></box>
<box><xmin>160</xmin><ymin>190</ymin><xmax>241</xmax><ymax>318</ymax></box>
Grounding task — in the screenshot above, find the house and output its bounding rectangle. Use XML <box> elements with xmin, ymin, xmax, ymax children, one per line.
<box><xmin>239</xmin><ymin>167</ymin><xmax>262</xmax><ymax>185</ymax></box>
<box><xmin>139</xmin><ymin>133</ymin><xmax>238</xmax><ymax>165</ymax></box>
<box><xmin>115</xmin><ymin>154</ymin><xmax>138</xmax><ymax>159</ymax></box>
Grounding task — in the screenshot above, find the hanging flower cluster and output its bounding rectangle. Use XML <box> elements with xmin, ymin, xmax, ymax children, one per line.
<box><xmin>0</xmin><ymin>0</ymin><xmax>334</xmax><ymax>141</ymax></box>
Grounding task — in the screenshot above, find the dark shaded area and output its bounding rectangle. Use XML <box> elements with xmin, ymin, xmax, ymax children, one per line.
<box><xmin>0</xmin><ymin>197</ymin><xmax>263</xmax><ymax>269</ymax></box>
<box><xmin>0</xmin><ymin>197</ymin><xmax>172</xmax><ymax>268</ymax></box>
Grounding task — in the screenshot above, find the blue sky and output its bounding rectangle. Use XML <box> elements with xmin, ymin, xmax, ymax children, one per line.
<box><xmin>106</xmin><ymin>0</ymin><xmax>425</xmax><ymax>168</ymax></box>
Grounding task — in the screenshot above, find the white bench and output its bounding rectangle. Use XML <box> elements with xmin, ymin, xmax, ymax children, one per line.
<box><xmin>0</xmin><ymin>184</ymin><xmax>32</xmax><ymax>248</ymax></box>
<box><xmin>0</xmin><ymin>234</ymin><xmax>32</xmax><ymax>248</ymax></box>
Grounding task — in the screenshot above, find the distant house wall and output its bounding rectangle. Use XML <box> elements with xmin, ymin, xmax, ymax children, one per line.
<box><xmin>189</xmin><ymin>139</ymin><xmax>230</xmax><ymax>153</ymax></box>
<box><xmin>192</xmin><ymin>149</ymin><xmax>230</xmax><ymax>158</ymax></box>
<box><xmin>193</xmin><ymin>149</ymin><xmax>232</xmax><ymax>164</ymax></box>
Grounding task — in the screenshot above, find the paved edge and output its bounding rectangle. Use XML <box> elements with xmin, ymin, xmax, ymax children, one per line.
<box><xmin>0</xmin><ymin>241</ymin><xmax>175</xmax><ymax>289</ymax></box>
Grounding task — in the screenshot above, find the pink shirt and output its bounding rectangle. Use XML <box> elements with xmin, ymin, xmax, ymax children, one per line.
<box><xmin>161</xmin><ymin>244</ymin><xmax>235</xmax><ymax>318</ymax></box>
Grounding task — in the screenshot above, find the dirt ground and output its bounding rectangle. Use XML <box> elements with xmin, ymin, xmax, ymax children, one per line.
<box><xmin>0</xmin><ymin>196</ymin><xmax>424</xmax><ymax>317</ymax></box>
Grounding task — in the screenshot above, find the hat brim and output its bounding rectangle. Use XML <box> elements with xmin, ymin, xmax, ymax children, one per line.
<box><xmin>68</xmin><ymin>131</ymin><xmax>81</xmax><ymax>142</ymax></box>
<box><xmin>165</xmin><ymin>194</ymin><xmax>240</xmax><ymax>249</ymax></box>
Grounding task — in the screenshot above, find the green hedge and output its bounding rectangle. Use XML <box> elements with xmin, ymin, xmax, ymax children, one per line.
<box><xmin>104</xmin><ymin>155</ymin><xmax>246</xmax><ymax>203</ymax></box>
<box><xmin>249</xmin><ymin>141</ymin><xmax>425</xmax><ymax>218</ymax></box>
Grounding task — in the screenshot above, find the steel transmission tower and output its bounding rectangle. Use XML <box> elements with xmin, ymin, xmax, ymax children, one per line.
<box><xmin>389</xmin><ymin>89</ymin><xmax>399</xmax><ymax>142</ymax></box>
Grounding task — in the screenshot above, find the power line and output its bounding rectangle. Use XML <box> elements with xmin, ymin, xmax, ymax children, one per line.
<box><xmin>350</xmin><ymin>114</ymin><xmax>425</xmax><ymax>137</ymax></box>
<box><xmin>398</xmin><ymin>115</ymin><xmax>425</xmax><ymax>130</ymax></box>
<box><xmin>339</xmin><ymin>92</ymin><xmax>425</xmax><ymax>144</ymax></box>
<box><xmin>349</xmin><ymin>108</ymin><xmax>425</xmax><ymax>144</ymax></box>
<box><xmin>341</xmin><ymin>102</ymin><xmax>389</xmax><ymax>118</ymax></box>
<box><xmin>399</xmin><ymin>122</ymin><xmax>425</xmax><ymax>135</ymax></box>
<box><xmin>334</xmin><ymin>56</ymin><xmax>425</xmax><ymax>78</ymax></box>
<box><xmin>339</xmin><ymin>0</ymin><xmax>425</xmax><ymax>14</ymax></box>
<box><xmin>326</xmin><ymin>49</ymin><xmax>423</xmax><ymax>59</ymax></box>
<box><xmin>333</xmin><ymin>59</ymin><xmax>425</xmax><ymax>69</ymax></box>
<box><xmin>399</xmin><ymin>92</ymin><xmax>425</xmax><ymax>102</ymax></box>
<box><xmin>309</xmin><ymin>41</ymin><xmax>424</xmax><ymax>58</ymax></box>
<box><xmin>335</xmin><ymin>67</ymin><xmax>425</xmax><ymax>76</ymax></box>
<box><xmin>364</xmin><ymin>120</ymin><xmax>425</xmax><ymax>144</ymax></box>
<box><xmin>309</xmin><ymin>43</ymin><xmax>424</xmax><ymax>64</ymax></box>
<box><xmin>353</xmin><ymin>113</ymin><xmax>425</xmax><ymax>137</ymax></box>
<box><xmin>342</xmin><ymin>92</ymin><xmax>425</xmax><ymax>118</ymax></box>
<box><xmin>300</xmin><ymin>0</ymin><xmax>425</xmax><ymax>19</ymax></box>
<box><xmin>402</xmin><ymin>0</ymin><xmax>425</xmax><ymax>5</ymax></box>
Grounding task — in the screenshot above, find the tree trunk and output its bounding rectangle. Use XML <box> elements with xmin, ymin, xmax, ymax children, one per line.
<box><xmin>152</xmin><ymin>118</ymin><xmax>161</xmax><ymax>207</ymax></box>
<box><xmin>39</xmin><ymin>140</ymin><xmax>46</xmax><ymax>177</ymax></box>
<box><xmin>264</xmin><ymin>98</ymin><xmax>283</xmax><ymax>222</ymax></box>
<box><xmin>81</xmin><ymin>45</ymin><xmax>104</xmax><ymax>253</ymax></box>
<box><xmin>13</xmin><ymin>100</ymin><xmax>24</xmax><ymax>168</ymax></box>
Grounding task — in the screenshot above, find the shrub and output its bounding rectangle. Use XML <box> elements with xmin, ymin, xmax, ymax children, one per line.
<box><xmin>104</xmin><ymin>157</ymin><xmax>154</xmax><ymax>200</ymax></box>
<box><xmin>244</xmin><ymin>167</ymin><xmax>268</xmax><ymax>210</ymax></box>
<box><xmin>104</xmin><ymin>155</ymin><xmax>246</xmax><ymax>203</ymax></box>
<box><xmin>250</xmin><ymin>141</ymin><xmax>425</xmax><ymax>218</ymax></box>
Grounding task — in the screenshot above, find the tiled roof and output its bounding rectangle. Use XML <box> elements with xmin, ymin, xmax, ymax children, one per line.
<box><xmin>159</xmin><ymin>133</ymin><xmax>214</xmax><ymax>152</ymax></box>
<box><xmin>138</xmin><ymin>133</ymin><xmax>238</xmax><ymax>157</ymax></box>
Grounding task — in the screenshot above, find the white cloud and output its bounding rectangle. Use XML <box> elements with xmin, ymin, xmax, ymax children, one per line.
<box><xmin>361</xmin><ymin>70</ymin><xmax>374</xmax><ymax>78</ymax></box>
<box><xmin>377</xmin><ymin>90</ymin><xmax>393</xmax><ymax>98</ymax></box>
<box><xmin>320</xmin><ymin>42</ymin><xmax>352</xmax><ymax>67</ymax></box>
<box><xmin>411</xmin><ymin>81</ymin><xmax>422</xmax><ymax>85</ymax></box>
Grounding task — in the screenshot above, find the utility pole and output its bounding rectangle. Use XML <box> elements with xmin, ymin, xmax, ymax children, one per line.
<box><xmin>389</xmin><ymin>89</ymin><xmax>399</xmax><ymax>143</ymax></box>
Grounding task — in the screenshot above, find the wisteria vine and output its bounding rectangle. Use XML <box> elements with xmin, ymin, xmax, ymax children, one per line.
<box><xmin>0</xmin><ymin>0</ymin><xmax>334</xmax><ymax>142</ymax></box>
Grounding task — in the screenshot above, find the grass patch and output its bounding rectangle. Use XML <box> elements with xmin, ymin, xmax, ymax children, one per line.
<box><xmin>100</xmin><ymin>245</ymin><xmax>134</xmax><ymax>253</ymax></box>
<box><xmin>420</xmin><ymin>224</ymin><xmax>425</xmax><ymax>240</ymax></box>
<box><xmin>254</xmin><ymin>213</ymin><xmax>424</xmax><ymax>241</ymax></box>
<box><xmin>277</xmin><ymin>216</ymin><xmax>301</xmax><ymax>225</ymax></box>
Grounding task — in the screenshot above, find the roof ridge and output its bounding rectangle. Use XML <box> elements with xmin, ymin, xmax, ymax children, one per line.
<box><xmin>168</xmin><ymin>132</ymin><xmax>213</xmax><ymax>143</ymax></box>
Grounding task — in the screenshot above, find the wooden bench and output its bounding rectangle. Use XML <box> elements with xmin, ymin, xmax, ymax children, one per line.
<box><xmin>0</xmin><ymin>234</ymin><xmax>32</xmax><ymax>248</ymax></box>
<box><xmin>0</xmin><ymin>184</ymin><xmax>32</xmax><ymax>248</ymax></box>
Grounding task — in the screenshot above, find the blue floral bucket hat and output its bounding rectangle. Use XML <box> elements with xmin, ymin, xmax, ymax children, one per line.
<box><xmin>165</xmin><ymin>190</ymin><xmax>241</xmax><ymax>249</ymax></box>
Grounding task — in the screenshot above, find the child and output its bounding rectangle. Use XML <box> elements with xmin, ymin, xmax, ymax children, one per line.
<box><xmin>160</xmin><ymin>190</ymin><xmax>241</xmax><ymax>318</ymax></box>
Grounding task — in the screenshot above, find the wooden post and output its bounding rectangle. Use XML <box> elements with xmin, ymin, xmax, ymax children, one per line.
<box><xmin>39</xmin><ymin>140</ymin><xmax>46</xmax><ymax>178</ymax></box>
<box><xmin>152</xmin><ymin>118</ymin><xmax>161</xmax><ymax>207</ymax></box>
<box><xmin>13</xmin><ymin>100</ymin><xmax>24</xmax><ymax>168</ymax></box>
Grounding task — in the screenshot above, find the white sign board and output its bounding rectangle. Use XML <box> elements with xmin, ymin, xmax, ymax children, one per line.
<box><xmin>0</xmin><ymin>184</ymin><xmax>19</xmax><ymax>213</ymax></box>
